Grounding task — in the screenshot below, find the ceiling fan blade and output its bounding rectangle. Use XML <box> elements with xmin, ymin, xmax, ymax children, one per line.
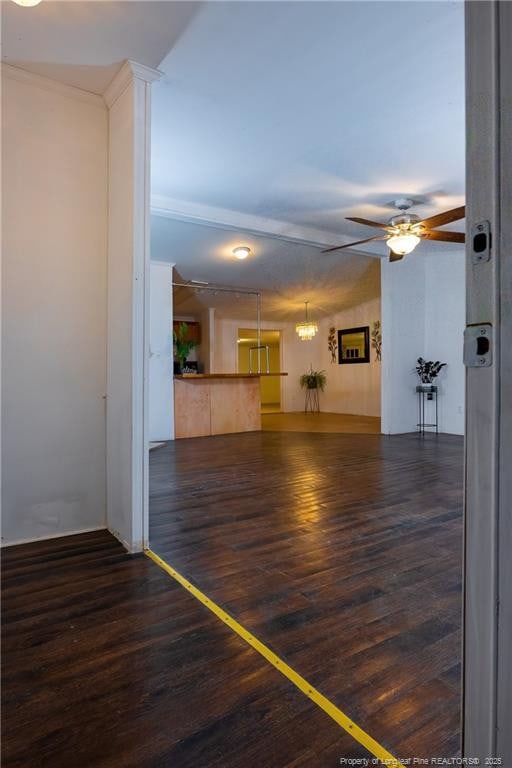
<box><xmin>389</xmin><ymin>251</ymin><xmax>404</xmax><ymax>263</ymax></box>
<box><xmin>422</xmin><ymin>229</ymin><xmax>465</xmax><ymax>244</ymax></box>
<box><xmin>418</xmin><ymin>205</ymin><xmax>466</xmax><ymax>230</ymax></box>
<box><xmin>346</xmin><ymin>216</ymin><xmax>392</xmax><ymax>231</ymax></box>
<box><xmin>322</xmin><ymin>235</ymin><xmax>388</xmax><ymax>254</ymax></box>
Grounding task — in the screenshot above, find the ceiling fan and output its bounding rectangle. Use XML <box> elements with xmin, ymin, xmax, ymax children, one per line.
<box><xmin>322</xmin><ymin>198</ymin><xmax>465</xmax><ymax>261</ymax></box>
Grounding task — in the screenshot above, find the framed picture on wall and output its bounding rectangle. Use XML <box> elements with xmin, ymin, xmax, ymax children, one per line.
<box><xmin>338</xmin><ymin>326</ymin><xmax>370</xmax><ymax>364</ymax></box>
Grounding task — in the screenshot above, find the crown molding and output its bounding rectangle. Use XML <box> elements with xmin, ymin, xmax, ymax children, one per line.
<box><xmin>103</xmin><ymin>60</ymin><xmax>162</xmax><ymax>109</ymax></box>
<box><xmin>151</xmin><ymin>194</ymin><xmax>372</xmax><ymax>253</ymax></box>
<box><xmin>1</xmin><ymin>63</ymin><xmax>106</xmax><ymax>109</ymax></box>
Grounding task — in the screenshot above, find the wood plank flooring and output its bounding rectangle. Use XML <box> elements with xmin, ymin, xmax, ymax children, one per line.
<box><xmin>262</xmin><ymin>411</ymin><xmax>381</xmax><ymax>434</ymax></box>
<box><xmin>1</xmin><ymin>530</ymin><xmax>372</xmax><ymax>768</ymax></box>
<box><xmin>149</xmin><ymin>431</ymin><xmax>463</xmax><ymax>759</ymax></box>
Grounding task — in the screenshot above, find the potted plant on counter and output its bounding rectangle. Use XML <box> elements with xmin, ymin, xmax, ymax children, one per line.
<box><xmin>173</xmin><ymin>322</ymin><xmax>198</xmax><ymax>374</ymax></box>
<box><xmin>300</xmin><ymin>367</ymin><xmax>326</xmax><ymax>413</ymax></box>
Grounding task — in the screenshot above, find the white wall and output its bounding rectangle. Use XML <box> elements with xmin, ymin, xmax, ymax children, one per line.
<box><xmin>149</xmin><ymin>262</ymin><xmax>174</xmax><ymax>441</ymax></box>
<box><xmin>424</xmin><ymin>251</ymin><xmax>465</xmax><ymax>434</ymax></box>
<box><xmin>213</xmin><ymin>317</ymin><xmax>239</xmax><ymax>374</ymax></box>
<box><xmin>213</xmin><ymin>313</ymin><xmax>380</xmax><ymax>415</ymax></box>
<box><xmin>1</xmin><ymin>67</ymin><xmax>108</xmax><ymax>544</ymax></box>
<box><xmin>381</xmin><ymin>253</ymin><xmax>426</xmax><ymax>434</ymax></box>
<box><xmin>281</xmin><ymin>324</ymin><xmax>322</xmax><ymax>412</ymax></box>
<box><xmin>318</xmin><ymin>298</ymin><xmax>381</xmax><ymax>417</ymax></box>
<box><xmin>381</xmin><ymin>249</ymin><xmax>465</xmax><ymax>435</ymax></box>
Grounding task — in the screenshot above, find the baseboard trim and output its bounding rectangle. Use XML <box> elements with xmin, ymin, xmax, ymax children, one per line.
<box><xmin>107</xmin><ymin>527</ymin><xmax>144</xmax><ymax>555</ymax></box>
<box><xmin>1</xmin><ymin>526</ymin><xmax>107</xmax><ymax>548</ymax></box>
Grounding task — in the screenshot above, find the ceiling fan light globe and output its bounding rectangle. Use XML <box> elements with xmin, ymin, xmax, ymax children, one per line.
<box><xmin>387</xmin><ymin>233</ymin><xmax>421</xmax><ymax>256</ymax></box>
<box><xmin>11</xmin><ymin>0</ymin><xmax>42</xmax><ymax>6</ymax></box>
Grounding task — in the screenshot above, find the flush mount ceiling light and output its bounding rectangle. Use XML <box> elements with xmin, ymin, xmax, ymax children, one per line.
<box><xmin>296</xmin><ymin>301</ymin><xmax>318</xmax><ymax>341</ymax></box>
<box><xmin>12</xmin><ymin>0</ymin><xmax>42</xmax><ymax>6</ymax></box>
<box><xmin>233</xmin><ymin>246</ymin><xmax>251</xmax><ymax>260</ymax></box>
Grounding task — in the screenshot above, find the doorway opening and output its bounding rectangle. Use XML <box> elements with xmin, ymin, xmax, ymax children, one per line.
<box><xmin>146</xmin><ymin>0</ymin><xmax>466</xmax><ymax>761</ymax></box>
<box><xmin>237</xmin><ymin>328</ymin><xmax>282</xmax><ymax>413</ymax></box>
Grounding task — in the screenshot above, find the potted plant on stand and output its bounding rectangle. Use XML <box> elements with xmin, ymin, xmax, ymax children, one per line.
<box><xmin>300</xmin><ymin>367</ymin><xmax>327</xmax><ymax>413</ymax></box>
<box><xmin>415</xmin><ymin>357</ymin><xmax>446</xmax><ymax>434</ymax></box>
<box><xmin>415</xmin><ymin>357</ymin><xmax>446</xmax><ymax>398</ymax></box>
<box><xmin>173</xmin><ymin>322</ymin><xmax>198</xmax><ymax>374</ymax></box>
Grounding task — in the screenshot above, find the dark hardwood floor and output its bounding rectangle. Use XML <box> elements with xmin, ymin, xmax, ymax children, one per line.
<box><xmin>1</xmin><ymin>530</ymin><xmax>372</xmax><ymax>768</ymax></box>
<box><xmin>149</xmin><ymin>431</ymin><xmax>464</xmax><ymax>759</ymax></box>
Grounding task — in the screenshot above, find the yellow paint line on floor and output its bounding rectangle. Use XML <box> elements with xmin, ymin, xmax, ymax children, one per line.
<box><xmin>145</xmin><ymin>548</ymin><xmax>404</xmax><ymax>767</ymax></box>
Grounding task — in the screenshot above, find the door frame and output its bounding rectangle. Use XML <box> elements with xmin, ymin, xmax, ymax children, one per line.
<box><xmin>138</xmin><ymin>2</ymin><xmax>512</xmax><ymax>758</ymax></box>
<box><xmin>464</xmin><ymin>1</ymin><xmax>512</xmax><ymax>758</ymax></box>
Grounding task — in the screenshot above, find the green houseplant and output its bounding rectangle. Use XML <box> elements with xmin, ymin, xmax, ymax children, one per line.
<box><xmin>173</xmin><ymin>322</ymin><xmax>198</xmax><ymax>372</ymax></box>
<box><xmin>415</xmin><ymin>357</ymin><xmax>446</xmax><ymax>401</ymax></box>
<box><xmin>300</xmin><ymin>368</ymin><xmax>327</xmax><ymax>391</ymax></box>
<box><xmin>415</xmin><ymin>357</ymin><xmax>446</xmax><ymax>384</ymax></box>
<box><xmin>300</xmin><ymin>367</ymin><xmax>326</xmax><ymax>413</ymax></box>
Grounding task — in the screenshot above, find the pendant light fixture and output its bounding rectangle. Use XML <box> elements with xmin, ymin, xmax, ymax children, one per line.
<box><xmin>11</xmin><ymin>0</ymin><xmax>42</xmax><ymax>6</ymax></box>
<box><xmin>295</xmin><ymin>301</ymin><xmax>318</xmax><ymax>341</ymax></box>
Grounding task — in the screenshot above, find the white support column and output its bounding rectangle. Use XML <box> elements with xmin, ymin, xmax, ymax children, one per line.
<box><xmin>208</xmin><ymin>307</ymin><xmax>216</xmax><ymax>373</ymax></box>
<box><xmin>149</xmin><ymin>261</ymin><xmax>174</xmax><ymax>442</ymax></box>
<box><xmin>380</xmin><ymin>254</ymin><xmax>426</xmax><ymax>434</ymax></box>
<box><xmin>104</xmin><ymin>61</ymin><xmax>161</xmax><ymax>553</ymax></box>
<box><xmin>199</xmin><ymin>307</ymin><xmax>216</xmax><ymax>374</ymax></box>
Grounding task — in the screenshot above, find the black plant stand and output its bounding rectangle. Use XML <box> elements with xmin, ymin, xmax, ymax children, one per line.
<box><xmin>304</xmin><ymin>387</ymin><xmax>320</xmax><ymax>413</ymax></box>
<box><xmin>416</xmin><ymin>385</ymin><xmax>438</xmax><ymax>434</ymax></box>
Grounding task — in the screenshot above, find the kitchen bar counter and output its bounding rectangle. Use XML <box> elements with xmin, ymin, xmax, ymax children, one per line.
<box><xmin>174</xmin><ymin>372</ymin><xmax>287</xmax><ymax>439</ymax></box>
<box><xmin>175</xmin><ymin>373</ymin><xmax>288</xmax><ymax>379</ymax></box>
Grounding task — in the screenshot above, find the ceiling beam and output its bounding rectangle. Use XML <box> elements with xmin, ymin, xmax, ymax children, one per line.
<box><xmin>151</xmin><ymin>194</ymin><xmax>376</xmax><ymax>253</ymax></box>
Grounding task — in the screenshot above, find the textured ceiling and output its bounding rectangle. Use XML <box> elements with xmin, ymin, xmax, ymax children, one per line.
<box><xmin>151</xmin><ymin>0</ymin><xmax>464</xmax><ymax>316</ymax></box>
<box><xmin>151</xmin><ymin>0</ymin><xmax>465</xmax><ymax>254</ymax></box>
<box><xmin>4</xmin><ymin>0</ymin><xmax>464</xmax><ymax>317</ymax></box>
<box><xmin>1</xmin><ymin>1</ymin><xmax>199</xmax><ymax>94</ymax></box>
<box><xmin>152</xmin><ymin>216</ymin><xmax>380</xmax><ymax>322</ymax></box>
